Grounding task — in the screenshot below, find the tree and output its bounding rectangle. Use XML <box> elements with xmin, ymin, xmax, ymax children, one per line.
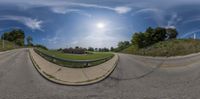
<box><xmin>102</xmin><ymin>47</ymin><xmax>109</xmax><ymax>52</ymax></box>
<box><xmin>132</xmin><ymin>32</ymin><xmax>147</xmax><ymax>48</ymax></box>
<box><xmin>98</xmin><ymin>48</ymin><xmax>103</xmax><ymax>52</ymax></box>
<box><xmin>95</xmin><ymin>48</ymin><xmax>98</xmax><ymax>51</ymax></box>
<box><xmin>110</xmin><ymin>47</ymin><xmax>114</xmax><ymax>52</ymax></box>
<box><xmin>1</xmin><ymin>29</ymin><xmax>25</xmax><ymax>46</ymax></box>
<box><xmin>154</xmin><ymin>27</ymin><xmax>167</xmax><ymax>42</ymax></box>
<box><xmin>88</xmin><ymin>47</ymin><xmax>94</xmax><ymax>51</ymax></box>
<box><xmin>118</xmin><ymin>41</ymin><xmax>130</xmax><ymax>49</ymax></box>
<box><xmin>166</xmin><ymin>28</ymin><xmax>178</xmax><ymax>39</ymax></box>
<box><xmin>131</xmin><ymin>27</ymin><xmax>178</xmax><ymax>48</ymax></box>
<box><xmin>27</xmin><ymin>36</ymin><xmax>33</xmax><ymax>46</ymax></box>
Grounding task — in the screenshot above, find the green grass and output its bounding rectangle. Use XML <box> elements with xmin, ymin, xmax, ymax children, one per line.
<box><xmin>36</xmin><ymin>49</ymin><xmax>114</xmax><ymax>68</ymax></box>
<box><xmin>122</xmin><ymin>39</ymin><xmax>200</xmax><ymax>57</ymax></box>
<box><xmin>121</xmin><ymin>45</ymin><xmax>138</xmax><ymax>54</ymax></box>
<box><xmin>38</xmin><ymin>48</ymin><xmax>114</xmax><ymax>60</ymax></box>
<box><xmin>0</xmin><ymin>40</ymin><xmax>17</xmax><ymax>51</ymax></box>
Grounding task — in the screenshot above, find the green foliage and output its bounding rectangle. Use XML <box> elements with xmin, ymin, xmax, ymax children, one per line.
<box><xmin>123</xmin><ymin>39</ymin><xmax>200</xmax><ymax>57</ymax></box>
<box><xmin>166</xmin><ymin>28</ymin><xmax>178</xmax><ymax>39</ymax></box>
<box><xmin>98</xmin><ymin>48</ymin><xmax>110</xmax><ymax>52</ymax></box>
<box><xmin>63</xmin><ymin>47</ymin><xmax>86</xmax><ymax>54</ymax></box>
<box><xmin>115</xmin><ymin>41</ymin><xmax>131</xmax><ymax>51</ymax></box>
<box><xmin>1</xmin><ymin>29</ymin><xmax>25</xmax><ymax>46</ymax></box>
<box><xmin>38</xmin><ymin>48</ymin><xmax>114</xmax><ymax>60</ymax></box>
<box><xmin>121</xmin><ymin>45</ymin><xmax>138</xmax><ymax>54</ymax></box>
<box><xmin>131</xmin><ymin>27</ymin><xmax>178</xmax><ymax>48</ymax></box>
<box><xmin>0</xmin><ymin>40</ymin><xmax>17</xmax><ymax>51</ymax></box>
<box><xmin>110</xmin><ymin>47</ymin><xmax>115</xmax><ymax>52</ymax></box>
<box><xmin>154</xmin><ymin>27</ymin><xmax>167</xmax><ymax>42</ymax></box>
<box><xmin>88</xmin><ymin>47</ymin><xmax>94</xmax><ymax>51</ymax></box>
<box><xmin>131</xmin><ymin>32</ymin><xmax>146</xmax><ymax>48</ymax></box>
<box><xmin>34</xmin><ymin>44</ymin><xmax>48</xmax><ymax>50</ymax></box>
<box><xmin>27</xmin><ymin>36</ymin><xmax>33</xmax><ymax>46</ymax></box>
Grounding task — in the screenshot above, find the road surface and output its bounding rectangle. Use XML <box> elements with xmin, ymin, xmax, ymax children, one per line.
<box><xmin>0</xmin><ymin>48</ymin><xmax>200</xmax><ymax>99</ymax></box>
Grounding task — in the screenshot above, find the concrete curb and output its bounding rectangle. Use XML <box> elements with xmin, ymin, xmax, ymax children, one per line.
<box><xmin>28</xmin><ymin>49</ymin><xmax>118</xmax><ymax>86</ymax></box>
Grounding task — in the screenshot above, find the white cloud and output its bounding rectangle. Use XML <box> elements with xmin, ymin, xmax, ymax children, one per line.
<box><xmin>165</xmin><ymin>13</ymin><xmax>182</xmax><ymax>28</ymax></box>
<box><xmin>132</xmin><ymin>8</ymin><xmax>161</xmax><ymax>16</ymax></box>
<box><xmin>65</xmin><ymin>3</ymin><xmax>132</xmax><ymax>14</ymax></box>
<box><xmin>0</xmin><ymin>16</ymin><xmax>43</xmax><ymax>31</ymax></box>
<box><xmin>114</xmin><ymin>6</ymin><xmax>132</xmax><ymax>14</ymax></box>
<box><xmin>66</xmin><ymin>3</ymin><xmax>132</xmax><ymax>14</ymax></box>
<box><xmin>131</xmin><ymin>8</ymin><xmax>166</xmax><ymax>26</ymax></box>
<box><xmin>0</xmin><ymin>0</ymin><xmax>132</xmax><ymax>14</ymax></box>
<box><xmin>180</xmin><ymin>29</ymin><xmax>200</xmax><ymax>38</ymax></box>
<box><xmin>50</xmin><ymin>3</ymin><xmax>132</xmax><ymax>14</ymax></box>
<box><xmin>42</xmin><ymin>36</ymin><xmax>59</xmax><ymax>44</ymax></box>
<box><xmin>52</xmin><ymin>7</ymin><xmax>80</xmax><ymax>14</ymax></box>
<box><xmin>182</xmin><ymin>17</ymin><xmax>200</xmax><ymax>25</ymax></box>
<box><xmin>51</xmin><ymin>7</ymin><xmax>92</xmax><ymax>17</ymax></box>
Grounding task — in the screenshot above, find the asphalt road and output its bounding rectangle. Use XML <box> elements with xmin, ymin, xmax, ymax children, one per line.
<box><xmin>0</xmin><ymin>49</ymin><xmax>200</xmax><ymax>99</ymax></box>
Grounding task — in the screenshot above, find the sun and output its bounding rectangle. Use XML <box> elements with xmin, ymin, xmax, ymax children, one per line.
<box><xmin>96</xmin><ymin>22</ymin><xmax>105</xmax><ymax>29</ymax></box>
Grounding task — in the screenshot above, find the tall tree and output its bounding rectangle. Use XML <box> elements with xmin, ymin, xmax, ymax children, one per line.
<box><xmin>1</xmin><ymin>29</ymin><xmax>25</xmax><ymax>46</ymax></box>
<box><xmin>166</xmin><ymin>28</ymin><xmax>178</xmax><ymax>39</ymax></box>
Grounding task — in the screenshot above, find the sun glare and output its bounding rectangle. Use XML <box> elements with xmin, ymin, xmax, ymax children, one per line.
<box><xmin>96</xmin><ymin>22</ymin><xmax>105</xmax><ymax>29</ymax></box>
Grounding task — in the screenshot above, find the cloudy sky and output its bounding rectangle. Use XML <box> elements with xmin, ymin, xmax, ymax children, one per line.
<box><xmin>0</xmin><ymin>0</ymin><xmax>200</xmax><ymax>48</ymax></box>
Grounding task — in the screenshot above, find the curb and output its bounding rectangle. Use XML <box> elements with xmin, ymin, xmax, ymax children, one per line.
<box><xmin>28</xmin><ymin>49</ymin><xmax>119</xmax><ymax>86</ymax></box>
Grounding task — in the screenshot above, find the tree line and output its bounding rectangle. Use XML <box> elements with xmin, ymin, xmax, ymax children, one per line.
<box><xmin>132</xmin><ymin>27</ymin><xmax>178</xmax><ymax>48</ymax></box>
<box><xmin>114</xmin><ymin>27</ymin><xmax>178</xmax><ymax>51</ymax></box>
<box><xmin>1</xmin><ymin>28</ymin><xmax>47</xmax><ymax>50</ymax></box>
<box><xmin>57</xmin><ymin>46</ymin><xmax>111</xmax><ymax>54</ymax></box>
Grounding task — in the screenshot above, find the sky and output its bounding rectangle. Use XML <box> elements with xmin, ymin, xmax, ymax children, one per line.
<box><xmin>0</xmin><ymin>0</ymin><xmax>200</xmax><ymax>49</ymax></box>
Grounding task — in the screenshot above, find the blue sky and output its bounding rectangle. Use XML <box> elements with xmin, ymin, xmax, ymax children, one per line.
<box><xmin>0</xmin><ymin>0</ymin><xmax>200</xmax><ymax>49</ymax></box>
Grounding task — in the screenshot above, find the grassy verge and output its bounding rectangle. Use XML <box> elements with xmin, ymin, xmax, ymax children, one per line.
<box><xmin>122</xmin><ymin>39</ymin><xmax>200</xmax><ymax>57</ymax></box>
<box><xmin>38</xmin><ymin>48</ymin><xmax>114</xmax><ymax>60</ymax></box>
<box><xmin>36</xmin><ymin>49</ymin><xmax>114</xmax><ymax>68</ymax></box>
<box><xmin>0</xmin><ymin>40</ymin><xmax>17</xmax><ymax>51</ymax></box>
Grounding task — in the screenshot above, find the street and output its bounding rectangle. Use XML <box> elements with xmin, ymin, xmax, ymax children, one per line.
<box><xmin>0</xmin><ymin>49</ymin><xmax>200</xmax><ymax>99</ymax></box>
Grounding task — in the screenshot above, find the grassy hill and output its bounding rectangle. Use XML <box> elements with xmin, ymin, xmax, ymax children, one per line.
<box><xmin>122</xmin><ymin>39</ymin><xmax>200</xmax><ymax>57</ymax></box>
<box><xmin>0</xmin><ymin>40</ymin><xmax>17</xmax><ymax>51</ymax></box>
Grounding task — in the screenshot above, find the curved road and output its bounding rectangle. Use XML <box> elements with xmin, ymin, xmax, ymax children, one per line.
<box><xmin>0</xmin><ymin>49</ymin><xmax>200</xmax><ymax>99</ymax></box>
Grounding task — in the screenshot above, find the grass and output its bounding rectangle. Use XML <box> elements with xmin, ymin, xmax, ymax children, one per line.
<box><xmin>36</xmin><ymin>48</ymin><xmax>114</xmax><ymax>68</ymax></box>
<box><xmin>122</xmin><ymin>39</ymin><xmax>200</xmax><ymax>57</ymax></box>
<box><xmin>38</xmin><ymin>48</ymin><xmax>114</xmax><ymax>60</ymax></box>
<box><xmin>0</xmin><ymin>40</ymin><xmax>17</xmax><ymax>51</ymax></box>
